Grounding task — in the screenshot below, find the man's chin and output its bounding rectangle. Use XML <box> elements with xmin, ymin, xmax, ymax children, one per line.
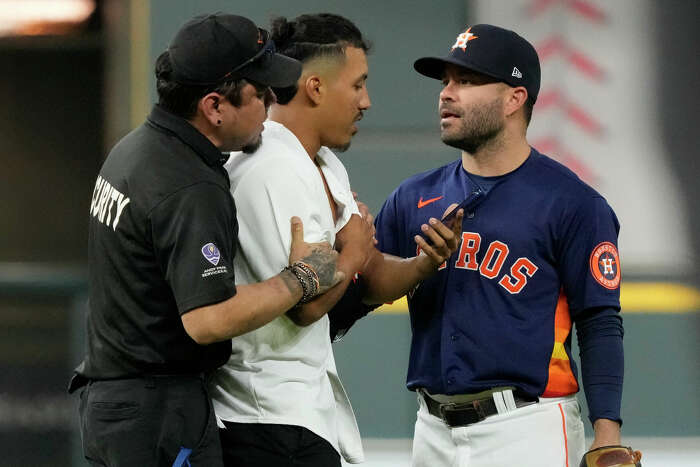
<box><xmin>440</xmin><ymin>133</ymin><xmax>461</xmax><ymax>147</ymax></box>
<box><xmin>441</xmin><ymin>134</ymin><xmax>473</xmax><ymax>153</ymax></box>
<box><xmin>241</xmin><ymin>136</ymin><xmax>263</xmax><ymax>154</ymax></box>
<box><xmin>331</xmin><ymin>142</ymin><xmax>351</xmax><ymax>153</ymax></box>
<box><xmin>441</xmin><ymin>133</ymin><xmax>493</xmax><ymax>154</ymax></box>
<box><xmin>329</xmin><ymin>136</ymin><xmax>352</xmax><ymax>153</ymax></box>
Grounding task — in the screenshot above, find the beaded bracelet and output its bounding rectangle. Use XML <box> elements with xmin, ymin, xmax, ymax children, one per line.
<box><xmin>292</xmin><ymin>261</ymin><xmax>320</xmax><ymax>298</ymax></box>
<box><xmin>284</xmin><ymin>261</ymin><xmax>321</xmax><ymax>305</ymax></box>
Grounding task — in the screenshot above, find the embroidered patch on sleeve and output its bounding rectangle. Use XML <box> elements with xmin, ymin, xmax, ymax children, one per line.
<box><xmin>589</xmin><ymin>242</ymin><xmax>621</xmax><ymax>289</ymax></box>
<box><xmin>201</xmin><ymin>243</ymin><xmax>220</xmax><ymax>266</ymax></box>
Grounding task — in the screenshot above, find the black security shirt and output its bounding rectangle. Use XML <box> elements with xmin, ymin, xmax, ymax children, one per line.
<box><xmin>77</xmin><ymin>105</ymin><xmax>236</xmax><ymax>379</ymax></box>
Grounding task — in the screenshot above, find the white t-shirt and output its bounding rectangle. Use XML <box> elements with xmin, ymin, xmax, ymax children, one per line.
<box><xmin>210</xmin><ymin>120</ymin><xmax>364</xmax><ymax>463</ymax></box>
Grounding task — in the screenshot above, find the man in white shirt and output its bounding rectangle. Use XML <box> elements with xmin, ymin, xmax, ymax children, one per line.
<box><xmin>211</xmin><ymin>13</ymin><xmax>464</xmax><ymax>467</ymax></box>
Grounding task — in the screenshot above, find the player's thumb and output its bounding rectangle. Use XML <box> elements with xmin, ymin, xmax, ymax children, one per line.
<box><xmin>290</xmin><ymin>216</ymin><xmax>304</xmax><ymax>247</ymax></box>
<box><xmin>442</xmin><ymin>203</ymin><xmax>459</xmax><ymax>219</ymax></box>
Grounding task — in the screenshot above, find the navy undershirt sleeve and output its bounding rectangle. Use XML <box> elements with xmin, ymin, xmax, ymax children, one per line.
<box><xmin>574</xmin><ymin>306</ymin><xmax>624</xmax><ymax>426</ymax></box>
<box><xmin>328</xmin><ymin>275</ymin><xmax>379</xmax><ymax>342</ymax></box>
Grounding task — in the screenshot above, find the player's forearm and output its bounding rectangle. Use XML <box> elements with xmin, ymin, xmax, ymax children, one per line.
<box><xmin>576</xmin><ymin>307</ymin><xmax>624</xmax><ymax>425</ymax></box>
<box><xmin>362</xmin><ymin>251</ymin><xmax>435</xmax><ymax>304</ymax></box>
<box><xmin>182</xmin><ymin>271</ymin><xmax>302</xmax><ymax>344</ymax></box>
<box><xmin>287</xmin><ymin>276</ymin><xmax>352</xmax><ymax>326</ymax></box>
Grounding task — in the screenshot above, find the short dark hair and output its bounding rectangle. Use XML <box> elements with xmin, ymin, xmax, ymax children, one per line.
<box><xmin>155</xmin><ymin>51</ymin><xmax>248</xmax><ymax>119</ymax></box>
<box><xmin>269</xmin><ymin>13</ymin><xmax>371</xmax><ymax>104</ymax></box>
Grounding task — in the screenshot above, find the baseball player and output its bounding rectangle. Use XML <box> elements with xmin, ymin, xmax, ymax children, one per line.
<box><xmin>211</xmin><ymin>13</ymin><xmax>462</xmax><ymax>467</ymax></box>
<box><xmin>373</xmin><ymin>24</ymin><xmax>637</xmax><ymax>466</ymax></box>
<box><xmin>69</xmin><ymin>14</ymin><xmax>344</xmax><ymax>466</ymax></box>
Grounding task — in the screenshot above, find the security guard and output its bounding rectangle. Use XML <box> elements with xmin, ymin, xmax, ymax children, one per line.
<box><xmin>69</xmin><ymin>14</ymin><xmax>343</xmax><ymax>466</ymax></box>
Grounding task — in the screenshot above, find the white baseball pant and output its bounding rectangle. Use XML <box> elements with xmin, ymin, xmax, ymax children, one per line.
<box><xmin>412</xmin><ymin>393</ymin><xmax>585</xmax><ymax>467</ymax></box>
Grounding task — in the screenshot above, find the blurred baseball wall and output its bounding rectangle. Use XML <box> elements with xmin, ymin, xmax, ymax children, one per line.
<box><xmin>0</xmin><ymin>1</ymin><xmax>698</xmax><ymax>466</ymax></box>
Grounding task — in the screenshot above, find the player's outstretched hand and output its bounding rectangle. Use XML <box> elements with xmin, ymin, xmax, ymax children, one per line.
<box><xmin>289</xmin><ymin>216</ymin><xmax>345</xmax><ymax>294</ymax></box>
<box><xmin>414</xmin><ymin>203</ymin><xmax>464</xmax><ymax>273</ymax></box>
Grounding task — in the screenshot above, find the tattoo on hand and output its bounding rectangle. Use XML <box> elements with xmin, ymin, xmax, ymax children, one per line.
<box><xmin>301</xmin><ymin>246</ymin><xmax>337</xmax><ymax>288</ymax></box>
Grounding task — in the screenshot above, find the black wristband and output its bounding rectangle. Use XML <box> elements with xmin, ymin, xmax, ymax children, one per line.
<box><xmin>284</xmin><ymin>261</ymin><xmax>320</xmax><ymax>305</ymax></box>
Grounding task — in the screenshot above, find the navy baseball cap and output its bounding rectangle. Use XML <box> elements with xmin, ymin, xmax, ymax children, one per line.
<box><xmin>168</xmin><ymin>13</ymin><xmax>301</xmax><ymax>87</ymax></box>
<box><xmin>414</xmin><ymin>24</ymin><xmax>541</xmax><ymax>103</ymax></box>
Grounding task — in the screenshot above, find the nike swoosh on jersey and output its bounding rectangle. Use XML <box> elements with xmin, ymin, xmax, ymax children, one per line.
<box><xmin>417</xmin><ymin>196</ymin><xmax>444</xmax><ymax>208</ymax></box>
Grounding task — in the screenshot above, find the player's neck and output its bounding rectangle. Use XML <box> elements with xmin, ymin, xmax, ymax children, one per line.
<box><xmin>269</xmin><ymin>105</ymin><xmax>322</xmax><ymax>162</ymax></box>
<box><xmin>461</xmin><ymin>134</ymin><xmax>531</xmax><ymax>177</ymax></box>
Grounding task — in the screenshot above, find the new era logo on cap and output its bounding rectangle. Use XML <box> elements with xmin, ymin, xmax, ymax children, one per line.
<box><xmin>512</xmin><ymin>67</ymin><xmax>522</xmax><ymax>78</ymax></box>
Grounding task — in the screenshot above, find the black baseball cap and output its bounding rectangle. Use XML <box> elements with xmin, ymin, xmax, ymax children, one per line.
<box><xmin>414</xmin><ymin>24</ymin><xmax>541</xmax><ymax>103</ymax></box>
<box><xmin>168</xmin><ymin>13</ymin><xmax>301</xmax><ymax>87</ymax></box>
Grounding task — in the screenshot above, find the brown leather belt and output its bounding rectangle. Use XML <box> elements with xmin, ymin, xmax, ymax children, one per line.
<box><xmin>422</xmin><ymin>390</ymin><xmax>538</xmax><ymax>428</ymax></box>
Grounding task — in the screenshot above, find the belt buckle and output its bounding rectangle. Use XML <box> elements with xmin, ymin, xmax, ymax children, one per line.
<box><xmin>471</xmin><ymin>399</ymin><xmax>487</xmax><ymax>419</ymax></box>
<box><xmin>438</xmin><ymin>402</ymin><xmax>456</xmax><ymax>421</ymax></box>
<box><xmin>438</xmin><ymin>400</ymin><xmax>487</xmax><ymax>427</ymax></box>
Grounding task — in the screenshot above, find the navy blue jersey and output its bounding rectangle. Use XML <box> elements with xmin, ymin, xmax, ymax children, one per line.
<box><xmin>374</xmin><ymin>148</ymin><xmax>621</xmax><ymax>397</ymax></box>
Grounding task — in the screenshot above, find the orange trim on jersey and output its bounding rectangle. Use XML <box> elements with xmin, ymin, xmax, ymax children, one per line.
<box><xmin>558</xmin><ymin>403</ymin><xmax>570</xmax><ymax>467</ymax></box>
<box><xmin>542</xmin><ymin>291</ymin><xmax>579</xmax><ymax>397</ymax></box>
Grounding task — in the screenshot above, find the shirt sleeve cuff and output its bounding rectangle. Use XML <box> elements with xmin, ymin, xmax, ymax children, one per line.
<box><xmin>178</xmin><ymin>284</ymin><xmax>237</xmax><ymax>315</ymax></box>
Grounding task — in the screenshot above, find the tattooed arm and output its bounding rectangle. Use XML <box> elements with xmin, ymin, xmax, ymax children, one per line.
<box><xmin>286</xmin><ymin>213</ymin><xmax>375</xmax><ymax>326</ymax></box>
<box><xmin>182</xmin><ymin>217</ymin><xmax>343</xmax><ymax>344</ymax></box>
<box><xmin>287</xmin><ymin>216</ymin><xmax>346</xmax><ymax>296</ymax></box>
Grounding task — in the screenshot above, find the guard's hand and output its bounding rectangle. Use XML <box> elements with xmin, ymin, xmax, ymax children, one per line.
<box><xmin>414</xmin><ymin>203</ymin><xmax>463</xmax><ymax>272</ymax></box>
<box><xmin>289</xmin><ymin>217</ymin><xmax>344</xmax><ymax>293</ymax></box>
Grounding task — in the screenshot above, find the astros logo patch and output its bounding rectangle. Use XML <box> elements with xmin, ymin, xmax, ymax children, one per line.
<box><xmin>589</xmin><ymin>242</ymin><xmax>620</xmax><ymax>289</ymax></box>
<box><xmin>451</xmin><ymin>27</ymin><xmax>478</xmax><ymax>51</ymax></box>
<box><xmin>201</xmin><ymin>243</ymin><xmax>220</xmax><ymax>266</ymax></box>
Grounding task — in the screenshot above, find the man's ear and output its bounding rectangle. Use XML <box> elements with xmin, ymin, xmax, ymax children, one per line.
<box><xmin>199</xmin><ymin>92</ymin><xmax>229</xmax><ymax>126</ymax></box>
<box><xmin>504</xmin><ymin>86</ymin><xmax>528</xmax><ymax>118</ymax></box>
<box><xmin>303</xmin><ymin>75</ymin><xmax>324</xmax><ymax>106</ymax></box>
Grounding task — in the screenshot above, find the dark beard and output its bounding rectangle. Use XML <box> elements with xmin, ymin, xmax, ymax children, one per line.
<box><xmin>241</xmin><ymin>135</ymin><xmax>263</xmax><ymax>154</ymax></box>
<box><xmin>441</xmin><ymin>98</ymin><xmax>503</xmax><ymax>153</ymax></box>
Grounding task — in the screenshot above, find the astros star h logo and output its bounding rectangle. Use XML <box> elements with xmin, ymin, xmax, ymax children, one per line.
<box><xmin>451</xmin><ymin>27</ymin><xmax>478</xmax><ymax>52</ymax></box>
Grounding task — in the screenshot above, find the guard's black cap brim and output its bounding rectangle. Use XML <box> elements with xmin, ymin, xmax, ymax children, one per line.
<box><xmin>414</xmin><ymin>56</ymin><xmax>503</xmax><ymax>83</ymax></box>
<box><xmin>238</xmin><ymin>52</ymin><xmax>302</xmax><ymax>88</ymax></box>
